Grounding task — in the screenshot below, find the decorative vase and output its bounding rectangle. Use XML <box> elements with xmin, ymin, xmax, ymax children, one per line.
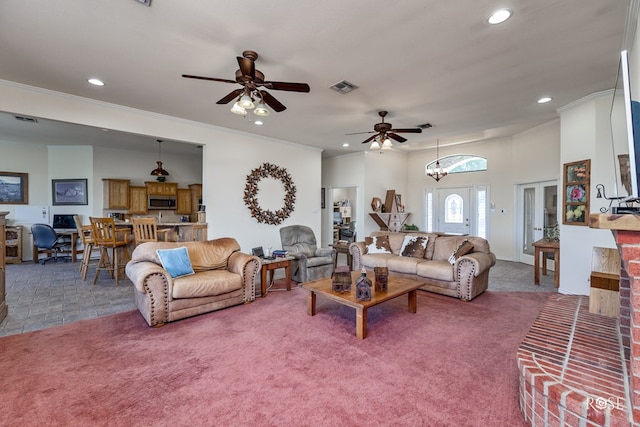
<box><xmin>371</xmin><ymin>197</ymin><xmax>382</xmax><ymax>212</ymax></box>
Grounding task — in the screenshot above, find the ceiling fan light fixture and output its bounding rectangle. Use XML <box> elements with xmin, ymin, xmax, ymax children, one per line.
<box><xmin>370</xmin><ymin>140</ymin><xmax>381</xmax><ymax>150</ymax></box>
<box><xmin>238</xmin><ymin>94</ymin><xmax>255</xmax><ymax>109</ymax></box>
<box><xmin>381</xmin><ymin>138</ymin><xmax>393</xmax><ymax>150</ymax></box>
<box><xmin>230</xmin><ymin>102</ymin><xmax>247</xmax><ymax>115</ymax></box>
<box><xmin>253</xmin><ymin>102</ymin><xmax>270</xmax><ymax>116</ymax></box>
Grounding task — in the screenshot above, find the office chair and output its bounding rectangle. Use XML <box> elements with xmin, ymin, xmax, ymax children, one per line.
<box><xmin>31</xmin><ymin>224</ymin><xmax>71</xmax><ymax>264</ymax></box>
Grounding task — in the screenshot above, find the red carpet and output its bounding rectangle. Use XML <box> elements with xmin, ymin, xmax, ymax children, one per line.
<box><xmin>0</xmin><ymin>288</ymin><xmax>550</xmax><ymax>426</ymax></box>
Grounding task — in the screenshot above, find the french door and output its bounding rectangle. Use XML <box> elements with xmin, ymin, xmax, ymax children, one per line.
<box><xmin>517</xmin><ymin>180</ymin><xmax>558</xmax><ymax>265</ymax></box>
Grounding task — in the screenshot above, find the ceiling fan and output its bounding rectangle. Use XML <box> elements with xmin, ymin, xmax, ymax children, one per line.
<box><xmin>182</xmin><ymin>50</ymin><xmax>310</xmax><ymax>115</ymax></box>
<box><xmin>348</xmin><ymin>111</ymin><xmax>422</xmax><ymax>148</ymax></box>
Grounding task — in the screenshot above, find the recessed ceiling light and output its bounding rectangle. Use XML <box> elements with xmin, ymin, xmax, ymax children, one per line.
<box><xmin>88</xmin><ymin>78</ymin><xmax>105</xmax><ymax>86</ymax></box>
<box><xmin>254</xmin><ymin>120</ymin><xmax>263</xmax><ymax>126</ymax></box>
<box><xmin>537</xmin><ymin>96</ymin><xmax>553</xmax><ymax>104</ymax></box>
<box><xmin>342</xmin><ymin>143</ymin><xmax>349</xmax><ymax>147</ymax></box>
<box><xmin>488</xmin><ymin>9</ymin><xmax>512</xmax><ymax>25</ymax></box>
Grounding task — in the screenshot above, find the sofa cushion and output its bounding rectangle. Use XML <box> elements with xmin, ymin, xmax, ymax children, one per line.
<box><xmin>399</xmin><ymin>235</ymin><xmax>428</xmax><ymax>258</ymax></box>
<box><xmin>416</xmin><ymin>260</ymin><xmax>455</xmax><ymax>282</ymax></box>
<box><xmin>172</xmin><ymin>269</ymin><xmax>242</xmax><ymax>299</ymax></box>
<box><xmin>156</xmin><ymin>247</ymin><xmax>195</xmax><ymax>279</ymax></box>
<box><xmin>432</xmin><ymin>236</ymin><xmax>472</xmax><ymax>262</ymax></box>
<box><xmin>387</xmin><ymin>256</ymin><xmax>421</xmax><ymax>275</ymax></box>
<box><xmin>361</xmin><ymin>253</ymin><xmax>396</xmax><ymax>268</ymax></box>
<box><xmin>448</xmin><ymin>240</ymin><xmax>475</xmax><ymax>265</ymax></box>
<box><xmin>365</xmin><ymin>235</ymin><xmax>392</xmax><ymax>254</ymax></box>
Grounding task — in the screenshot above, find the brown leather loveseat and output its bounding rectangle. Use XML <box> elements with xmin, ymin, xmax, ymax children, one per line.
<box><xmin>125</xmin><ymin>238</ymin><xmax>260</xmax><ymax>327</ymax></box>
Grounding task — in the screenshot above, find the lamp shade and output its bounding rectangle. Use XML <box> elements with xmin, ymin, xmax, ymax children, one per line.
<box><xmin>254</xmin><ymin>102</ymin><xmax>270</xmax><ymax>116</ymax></box>
<box><xmin>151</xmin><ymin>161</ymin><xmax>169</xmax><ymax>176</ymax></box>
<box><xmin>238</xmin><ymin>94</ymin><xmax>255</xmax><ymax>109</ymax></box>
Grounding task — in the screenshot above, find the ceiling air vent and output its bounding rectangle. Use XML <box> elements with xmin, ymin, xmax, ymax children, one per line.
<box><xmin>329</xmin><ymin>80</ymin><xmax>359</xmax><ymax>94</ymax></box>
<box><xmin>417</xmin><ymin>123</ymin><xmax>432</xmax><ymax>129</ymax></box>
<box><xmin>13</xmin><ymin>115</ymin><xmax>38</xmax><ymax>123</ymax></box>
<box><xmin>135</xmin><ymin>0</ymin><xmax>152</xmax><ymax>6</ymax></box>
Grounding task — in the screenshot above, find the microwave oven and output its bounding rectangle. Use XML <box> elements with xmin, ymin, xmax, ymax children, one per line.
<box><xmin>148</xmin><ymin>195</ymin><xmax>177</xmax><ymax>210</ymax></box>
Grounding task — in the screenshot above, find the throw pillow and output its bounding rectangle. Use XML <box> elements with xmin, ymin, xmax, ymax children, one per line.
<box><xmin>399</xmin><ymin>235</ymin><xmax>428</xmax><ymax>258</ymax></box>
<box><xmin>365</xmin><ymin>235</ymin><xmax>392</xmax><ymax>254</ymax></box>
<box><xmin>156</xmin><ymin>247</ymin><xmax>195</xmax><ymax>279</ymax></box>
<box><xmin>448</xmin><ymin>240</ymin><xmax>475</xmax><ymax>265</ymax></box>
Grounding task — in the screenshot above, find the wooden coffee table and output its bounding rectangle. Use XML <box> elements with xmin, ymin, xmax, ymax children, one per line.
<box><xmin>301</xmin><ymin>271</ymin><xmax>425</xmax><ymax>339</ymax></box>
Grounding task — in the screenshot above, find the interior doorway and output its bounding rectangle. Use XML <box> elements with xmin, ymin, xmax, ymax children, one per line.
<box><xmin>516</xmin><ymin>180</ymin><xmax>558</xmax><ymax>266</ymax></box>
<box><xmin>327</xmin><ymin>186</ymin><xmax>359</xmax><ymax>245</ymax></box>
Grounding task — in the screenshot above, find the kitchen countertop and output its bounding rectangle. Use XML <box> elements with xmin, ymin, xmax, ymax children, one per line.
<box><xmin>114</xmin><ymin>221</ymin><xmax>207</xmax><ymax>226</ymax></box>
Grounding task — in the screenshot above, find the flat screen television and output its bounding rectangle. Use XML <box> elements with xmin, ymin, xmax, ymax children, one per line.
<box><xmin>610</xmin><ymin>50</ymin><xmax>640</xmax><ymax>208</ymax></box>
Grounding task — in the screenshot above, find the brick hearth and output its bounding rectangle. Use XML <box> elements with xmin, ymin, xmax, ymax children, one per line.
<box><xmin>517</xmin><ymin>294</ymin><xmax>631</xmax><ymax>426</ymax></box>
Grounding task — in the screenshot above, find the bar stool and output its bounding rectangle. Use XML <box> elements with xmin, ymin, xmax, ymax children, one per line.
<box><xmin>73</xmin><ymin>215</ymin><xmax>97</xmax><ymax>281</ymax></box>
<box><xmin>131</xmin><ymin>217</ymin><xmax>169</xmax><ymax>246</ymax></box>
<box><xmin>90</xmin><ymin>217</ymin><xmax>130</xmax><ymax>285</ymax></box>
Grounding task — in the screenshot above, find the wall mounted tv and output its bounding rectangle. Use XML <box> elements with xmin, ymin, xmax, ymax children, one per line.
<box><xmin>611</xmin><ymin>50</ymin><xmax>640</xmax><ymax>205</ymax></box>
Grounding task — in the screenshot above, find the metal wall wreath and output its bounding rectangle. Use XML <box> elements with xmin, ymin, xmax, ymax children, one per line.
<box><xmin>243</xmin><ymin>162</ymin><xmax>296</xmax><ymax>225</ymax></box>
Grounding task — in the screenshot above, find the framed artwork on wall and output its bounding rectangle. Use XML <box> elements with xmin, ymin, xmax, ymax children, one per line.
<box><xmin>0</xmin><ymin>172</ymin><xmax>28</xmax><ymax>204</ymax></box>
<box><xmin>562</xmin><ymin>159</ymin><xmax>590</xmax><ymax>226</ymax></box>
<box><xmin>52</xmin><ymin>179</ymin><xmax>88</xmax><ymax>206</ymax></box>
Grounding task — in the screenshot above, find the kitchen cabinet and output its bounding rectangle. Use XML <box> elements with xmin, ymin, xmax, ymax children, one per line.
<box><xmin>176</xmin><ymin>188</ymin><xmax>192</xmax><ymax>214</ymax></box>
<box><xmin>103</xmin><ymin>179</ymin><xmax>130</xmax><ymax>209</ymax></box>
<box><xmin>128</xmin><ymin>186</ymin><xmax>148</xmax><ymax>214</ymax></box>
<box><xmin>160</xmin><ymin>223</ymin><xmax>208</xmax><ymax>242</ymax></box>
<box><xmin>5</xmin><ymin>225</ymin><xmax>22</xmax><ymax>264</ymax></box>
<box><xmin>0</xmin><ymin>212</ymin><xmax>7</xmax><ymax>322</ymax></box>
<box><xmin>189</xmin><ymin>183</ymin><xmax>202</xmax><ymax>216</ymax></box>
<box><xmin>145</xmin><ymin>181</ymin><xmax>177</xmax><ymax>196</ymax></box>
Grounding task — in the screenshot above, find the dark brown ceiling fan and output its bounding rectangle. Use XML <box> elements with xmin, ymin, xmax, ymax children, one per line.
<box><xmin>182</xmin><ymin>50</ymin><xmax>310</xmax><ymax>114</ymax></box>
<box><xmin>348</xmin><ymin>111</ymin><xmax>422</xmax><ymax>145</ymax></box>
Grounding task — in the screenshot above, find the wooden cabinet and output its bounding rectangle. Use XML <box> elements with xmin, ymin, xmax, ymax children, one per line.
<box><xmin>159</xmin><ymin>224</ymin><xmax>207</xmax><ymax>242</ymax></box>
<box><xmin>0</xmin><ymin>212</ymin><xmax>7</xmax><ymax>323</ymax></box>
<box><xmin>5</xmin><ymin>226</ymin><xmax>22</xmax><ymax>264</ymax></box>
<box><xmin>145</xmin><ymin>181</ymin><xmax>177</xmax><ymax>196</ymax></box>
<box><xmin>103</xmin><ymin>179</ymin><xmax>130</xmax><ymax>209</ymax></box>
<box><xmin>128</xmin><ymin>186</ymin><xmax>148</xmax><ymax>214</ymax></box>
<box><xmin>176</xmin><ymin>188</ymin><xmax>192</xmax><ymax>214</ymax></box>
<box><xmin>189</xmin><ymin>183</ymin><xmax>202</xmax><ymax>215</ymax></box>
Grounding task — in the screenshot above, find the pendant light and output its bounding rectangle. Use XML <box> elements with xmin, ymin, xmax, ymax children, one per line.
<box><xmin>150</xmin><ymin>139</ymin><xmax>169</xmax><ymax>177</ymax></box>
<box><xmin>426</xmin><ymin>139</ymin><xmax>447</xmax><ymax>182</ymax></box>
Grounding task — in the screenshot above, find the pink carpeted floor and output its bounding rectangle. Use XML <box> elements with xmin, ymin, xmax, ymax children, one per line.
<box><xmin>0</xmin><ymin>287</ymin><xmax>550</xmax><ymax>427</ymax></box>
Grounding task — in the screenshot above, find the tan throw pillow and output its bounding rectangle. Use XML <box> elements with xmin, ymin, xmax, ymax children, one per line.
<box><xmin>365</xmin><ymin>235</ymin><xmax>392</xmax><ymax>254</ymax></box>
<box><xmin>399</xmin><ymin>235</ymin><xmax>428</xmax><ymax>258</ymax></box>
<box><xmin>448</xmin><ymin>240</ymin><xmax>474</xmax><ymax>265</ymax></box>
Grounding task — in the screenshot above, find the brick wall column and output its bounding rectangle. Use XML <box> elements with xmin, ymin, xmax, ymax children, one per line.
<box><xmin>613</xmin><ymin>230</ymin><xmax>640</xmax><ymax>417</ymax></box>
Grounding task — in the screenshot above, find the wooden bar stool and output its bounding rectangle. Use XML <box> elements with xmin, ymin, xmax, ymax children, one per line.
<box><xmin>131</xmin><ymin>217</ymin><xmax>169</xmax><ymax>245</ymax></box>
<box><xmin>90</xmin><ymin>217</ymin><xmax>131</xmax><ymax>285</ymax></box>
<box><xmin>73</xmin><ymin>215</ymin><xmax>98</xmax><ymax>281</ymax></box>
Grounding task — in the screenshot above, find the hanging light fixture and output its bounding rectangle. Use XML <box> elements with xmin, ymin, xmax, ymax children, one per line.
<box><xmin>150</xmin><ymin>139</ymin><xmax>169</xmax><ymax>177</ymax></box>
<box><xmin>380</xmin><ymin>137</ymin><xmax>393</xmax><ymax>150</ymax></box>
<box><xmin>230</xmin><ymin>90</ymin><xmax>271</xmax><ymax>117</ymax></box>
<box><xmin>369</xmin><ymin>139</ymin><xmax>381</xmax><ymax>150</ymax></box>
<box><xmin>425</xmin><ymin>139</ymin><xmax>447</xmax><ymax>182</ymax></box>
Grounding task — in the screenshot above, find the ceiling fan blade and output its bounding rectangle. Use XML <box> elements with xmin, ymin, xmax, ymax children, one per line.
<box><xmin>387</xmin><ymin>133</ymin><xmax>407</xmax><ymax>143</ymax></box>
<box><xmin>259</xmin><ymin>90</ymin><xmax>286</xmax><ymax>112</ymax></box>
<box><xmin>237</xmin><ymin>56</ymin><xmax>255</xmax><ymax>80</ymax></box>
<box><xmin>390</xmin><ymin>128</ymin><xmax>422</xmax><ymax>133</ymax></box>
<box><xmin>182</xmin><ymin>74</ymin><xmax>237</xmax><ymax>84</ymax></box>
<box><xmin>263</xmin><ymin>81</ymin><xmax>310</xmax><ymax>92</ymax></box>
<box><xmin>216</xmin><ymin>88</ymin><xmax>243</xmax><ymax>105</ymax></box>
<box><xmin>361</xmin><ymin>134</ymin><xmax>378</xmax><ymax>144</ymax></box>
<box><xmin>346</xmin><ymin>131</ymin><xmax>376</xmax><ymax>136</ymax></box>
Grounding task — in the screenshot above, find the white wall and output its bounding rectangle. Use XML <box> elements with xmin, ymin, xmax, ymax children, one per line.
<box><xmin>0</xmin><ymin>80</ymin><xmax>322</xmax><ymax>257</ymax></box>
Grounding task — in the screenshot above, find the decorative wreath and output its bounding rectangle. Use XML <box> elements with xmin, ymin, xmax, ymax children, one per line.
<box><xmin>243</xmin><ymin>162</ymin><xmax>296</xmax><ymax>225</ymax></box>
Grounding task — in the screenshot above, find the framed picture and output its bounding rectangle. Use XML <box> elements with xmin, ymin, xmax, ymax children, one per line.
<box><xmin>52</xmin><ymin>179</ymin><xmax>88</xmax><ymax>206</ymax></box>
<box><xmin>562</xmin><ymin>159</ymin><xmax>590</xmax><ymax>226</ymax></box>
<box><xmin>0</xmin><ymin>172</ymin><xmax>28</xmax><ymax>204</ymax></box>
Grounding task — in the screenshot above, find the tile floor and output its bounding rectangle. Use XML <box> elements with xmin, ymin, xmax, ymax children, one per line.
<box><xmin>0</xmin><ymin>257</ymin><xmax>557</xmax><ymax>337</ymax></box>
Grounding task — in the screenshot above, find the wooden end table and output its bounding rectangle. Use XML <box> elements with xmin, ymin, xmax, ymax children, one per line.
<box><xmin>301</xmin><ymin>271</ymin><xmax>424</xmax><ymax>339</ymax></box>
<box><xmin>331</xmin><ymin>241</ymin><xmax>352</xmax><ymax>269</ymax></box>
<box><xmin>533</xmin><ymin>239</ymin><xmax>560</xmax><ymax>287</ymax></box>
<box><xmin>260</xmin><ymin>256</ymin><xmax>294</xmax><ymax>297</ymax></box>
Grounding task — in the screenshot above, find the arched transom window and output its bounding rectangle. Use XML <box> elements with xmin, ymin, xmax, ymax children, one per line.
<box><xmin>425</xmin><ymin>155</ymin><xmax>487</xmax><ymax>175</ymax></box>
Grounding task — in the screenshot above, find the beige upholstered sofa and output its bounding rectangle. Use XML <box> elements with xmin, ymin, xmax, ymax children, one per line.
<box><xmin>125</xmin><ymin>238</ymin><xmax>260</xmax><ymax>327</ymax></box>
<box><xmin>350</xmin><ymin>231</ymin><xmax>496</xmax><ymax>301</ymax></box>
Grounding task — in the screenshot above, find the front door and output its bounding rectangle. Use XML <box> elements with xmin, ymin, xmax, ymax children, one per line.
<box><xmin>437</xmin><ymin>187</ymin><xmax>471</xmax><ymax>235</ymax></box>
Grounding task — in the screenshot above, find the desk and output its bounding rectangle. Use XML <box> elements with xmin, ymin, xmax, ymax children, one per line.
<box><xmin>332</xmin><ymin>241</ymin><xmax>352</xmax><ymax>270</ymax></box>
<box><xmin>260</xmin><ymin>256</ymin><xmax>294</xmax><ymax>297</ymax></box>
<box><xmin>32</xmin><ymin>230</ymin><xmax>81</xmax><ymax>263</ymax></box>
<box><xmin>533</xmin><ymin>239</ymin><xmax>559</xmax><ymax>287</ymax></box>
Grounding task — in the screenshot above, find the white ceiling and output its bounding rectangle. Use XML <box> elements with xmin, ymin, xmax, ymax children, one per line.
<box><xmin>0</xmin><ymin>0</ymin><xmax>630</xmax><ymax>157</ymax></box>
